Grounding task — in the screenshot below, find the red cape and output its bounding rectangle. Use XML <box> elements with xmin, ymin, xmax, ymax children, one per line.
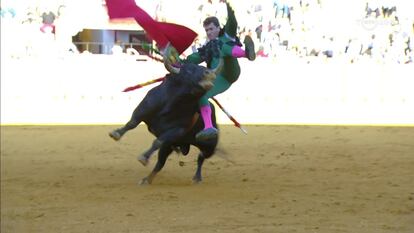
<box><xmin>105</xmin><ymin>0</ymin><xmax>197</xmax><ymax>54</ymax></box>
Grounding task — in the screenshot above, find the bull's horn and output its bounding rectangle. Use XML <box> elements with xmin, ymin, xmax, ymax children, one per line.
<box><xmin>210</xmin><ymin>58</ymin><xmax>223</xmax><ymax>75</ymax></box>
<box><xmin>162</xmin><ymin>44</ymin><xmax>181</xmax><ymax>74</ymax></box>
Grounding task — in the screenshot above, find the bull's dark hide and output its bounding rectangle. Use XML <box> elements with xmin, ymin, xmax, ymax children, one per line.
<box><xmin>110</xmin><ymin>63</ymin><xmax>218</xmax><ymax>184</ymax></box>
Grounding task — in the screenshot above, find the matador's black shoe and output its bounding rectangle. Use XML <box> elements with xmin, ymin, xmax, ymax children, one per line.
<box><xmin>196</xmin><ymin>127</ymin><xmax>218</xmax><ymax>142</ymax></box>
<box><xmin>244</xmin><ymin>35</ymin><xmax>256</xmax><ymax>61</ymax></box>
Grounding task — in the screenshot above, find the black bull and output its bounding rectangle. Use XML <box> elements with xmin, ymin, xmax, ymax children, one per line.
<box><xmin>109</xmin><ymin>63</ymin><xmax>219</xmax><ymax>184</ymax></box>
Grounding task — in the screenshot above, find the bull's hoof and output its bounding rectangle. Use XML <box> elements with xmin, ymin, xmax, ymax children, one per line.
<box><xmin>192</xmin><ymin>176</ymin><xmax>202</xmax><ymax>184</ymax></box>
<box><xmin>109</xmin><ymin>130</ymin><xmax>122</xmax><ymax>141</ymax></box>
<box><xmin>140</xmin><ymin>177</ymin><xmax>151</xmax><ymax>185</ymax></box>
<box><xmin>137</xmin><ymin>155</ymin><xmax>149</xmax><ymax>166</ymax></box>
<box><xmin>196</xmin><ymin>128</ymin><xmax>218</xmax><ymax>142</ymax></box>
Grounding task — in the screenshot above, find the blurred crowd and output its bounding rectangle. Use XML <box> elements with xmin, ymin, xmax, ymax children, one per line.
<box><xmin>163</xmin><ymin>0</ymin><xmax>413</xmax><ymax>64</ymax></box>
<box><xmin>1</xmin><ymin>0</ymin><xmax>83</xmax><ymax>58</ymax></box>
<box><xmin>1</xmin><ymin>0</ymin><xmax>413</xmax><ymax>64</ymax></box>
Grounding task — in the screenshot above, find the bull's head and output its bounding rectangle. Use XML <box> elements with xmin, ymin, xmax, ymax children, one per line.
<box><xmin>163</xmin><ymin>44</ymin><xmax>223</xmax><ymax>92</ymax></box>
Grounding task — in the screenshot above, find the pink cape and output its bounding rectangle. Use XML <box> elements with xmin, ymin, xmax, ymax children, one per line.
<box><xmin>105</xmin><ymin>0</ymin><xmax>197</xmax><ymax>54</ymax></box>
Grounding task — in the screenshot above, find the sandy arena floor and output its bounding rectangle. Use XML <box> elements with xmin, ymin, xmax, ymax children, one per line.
<box><xmin>1</xmin><ymin>125</ymin><xmax>413</xmax><ymax>233</ymax></box>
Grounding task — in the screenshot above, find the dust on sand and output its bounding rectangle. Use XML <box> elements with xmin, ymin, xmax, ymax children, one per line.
<box><xmin>1</xmin><ymin>125</ymin><xmax>414</xmax><ymax>233</ymax></box>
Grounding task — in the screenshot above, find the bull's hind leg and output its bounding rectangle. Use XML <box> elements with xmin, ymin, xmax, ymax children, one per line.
<box><xmin>192</xmin><ymin>152</ymin><xmax>206</xmax><ymax>184</ymax></box>
<box><xmin>193</xmin><ymin>145</ymin><xmax>216</xmax><ymax>183</ymax></box>
<box><xmin>140</xmin><ymin>144</ymin><xmax>173</xmax><ymax>185</ymax></box>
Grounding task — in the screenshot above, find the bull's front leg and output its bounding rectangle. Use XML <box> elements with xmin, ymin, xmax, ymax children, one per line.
<box><xmin>109</xmin><ymin>99</ymin><xmax>155</xmax><ymax>141</ymax></box>
<box><xmin>140</xmin><ymin>145</ymin><xmax>173</xmax><ymax>185</ymax></box>
<box><xmin>137</xmin><ymin>139</ymin><xmax>162</xmax><ymax>166</ymax></box>
<box><xmin>137</xmin><ymin>127</ymin><xmax>186</xmax><ymax>166</ymax></box>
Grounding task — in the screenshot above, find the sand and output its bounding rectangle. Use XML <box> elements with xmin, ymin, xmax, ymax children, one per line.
<box><xmin>1</xmin><ymin>125</ymin><xmax>414</xmax><ymax>233</ymax></box>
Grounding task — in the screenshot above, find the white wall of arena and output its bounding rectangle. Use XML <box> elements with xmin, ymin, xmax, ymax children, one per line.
<box><xmin>1</xmin><ymin>55</ymin><xmax>413</xmax><ymax>126</ymax></box>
